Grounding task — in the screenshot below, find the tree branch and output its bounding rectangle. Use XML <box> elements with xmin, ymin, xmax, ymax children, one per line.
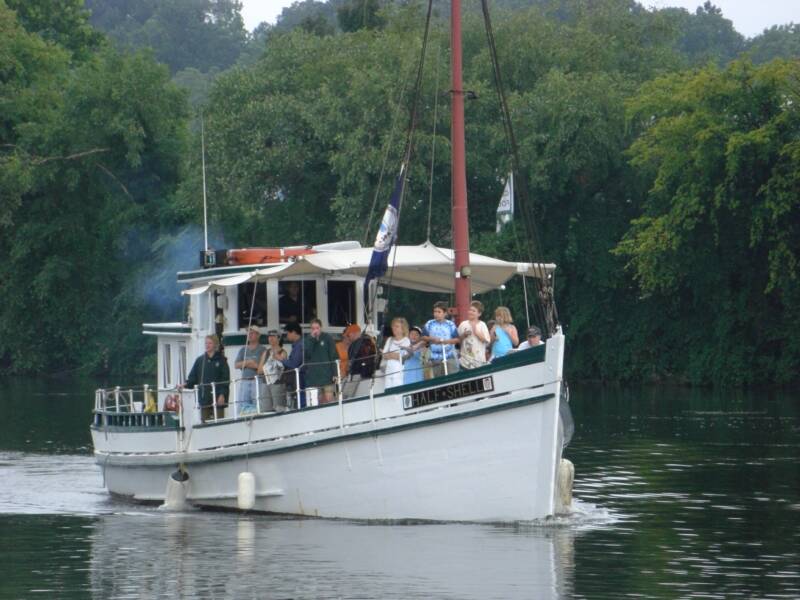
<box><xmin>96</xmin><ymin>162</ymin><xmax>133</xmax><ymax>200</ymax></box>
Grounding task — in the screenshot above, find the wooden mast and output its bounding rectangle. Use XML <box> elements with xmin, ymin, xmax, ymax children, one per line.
<box><xmin>450</xmin><ymin>0</ymin><xmax>471</xmax><ymax>323</ymax></box>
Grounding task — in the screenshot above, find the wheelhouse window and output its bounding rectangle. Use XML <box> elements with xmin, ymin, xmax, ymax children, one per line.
<box><xmin>278</xmin><ymin>280</ymin><xmax>316</xmax><ymax>324</ymax></box>
<box><xmin>177</xmin><ymin>344</ymin><xmax>187</xmax><ymax>384</ymax></box>
<box><xmin>238</xmin><ymin>282</ymin><xmax>268</xmax><ymax>328</ymax></box>
<box><xmin>162</xmin><ymin>343</ymin><xmax>172</xmax><ymax>388</ymax></box>
<box><xmin>327</xmin><ymin>280</ymin><xmax>356</xmax><ymax>327</ymax></box>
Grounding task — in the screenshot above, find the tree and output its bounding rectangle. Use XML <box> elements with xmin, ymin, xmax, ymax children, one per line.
<box><xmin>84</xmin><ymin>0</ymin><xmax>248</xmax><ymax>73</ymax></box>
<box><xmin>747</xmin><ymin>24</ymin><xmax>800</xmax><ymax>64</ymax></box>
<box><xmin>661</xmin><ymin>1</ymin><xmax>744</xmax><ymax>66</ymax></box>
<box><xmin>5</xmin><ymin>0</ymin><xmax>103</xmax><ymax>60</ymax></box>
<box><xmin>618</xmin><ymin>59</ymin><xmax>800</xmax><ymax>383</ymax></box>
<box><xmin>0</xmin><ymin>3</ymin><xmax>189</xmax><ymax>374</ymax></box>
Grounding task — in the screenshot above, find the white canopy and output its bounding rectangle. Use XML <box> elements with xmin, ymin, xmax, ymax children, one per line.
<box><xmin>182</xmin><ymin>243</ymin><xmax>555</xmax><ymax>296</ymax></box>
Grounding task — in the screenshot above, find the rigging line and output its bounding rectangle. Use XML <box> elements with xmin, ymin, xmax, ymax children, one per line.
<box><xmin>479</xmin><ymin>0</ymin><xmax>556</xmax><ymax>336</ymax></box>
<box><xmin>368</xmin><ymin>0</ymin><xmax>436</xmax><ymax>320</ymax></box>
<box><xmin>363</xmin><ymin>52</ymin><xmax>419</xmax><ymax>247</ymax></box>
<box><xmin>426</xmin><ymin>44</ymin><xmax>442</xmax><ymax>243</ymax></box>
<box><xmin>476</xmin><ymin>3</ymin><xmax>546</xmax><ymax>331</ymax></box>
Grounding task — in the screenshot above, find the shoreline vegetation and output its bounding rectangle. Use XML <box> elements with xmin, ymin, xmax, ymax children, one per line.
<box><xmin>1</xmin><ymin>0</ymin><xmax>798</xmax><ymax>386</ymax></box>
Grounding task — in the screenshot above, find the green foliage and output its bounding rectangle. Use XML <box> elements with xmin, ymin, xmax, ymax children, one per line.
<box><xmin>84</xmin><ymin>0</ymin><xmax>248</xmax><ymax>73</ymax></box>
<box><xmin>5</xmin><ymin>0</ymin><xmax>103</xmax><ymax>60</ymax></box>
<box><xmin>337</xmin><ymin>0</ymin><xmax>386</xmax><ymax>33</ymax></box>
<box><xmin>660</xmin><ymin>1</ymin><xmax>744</xmax><ymax>66</ymax></box>
<box><xmin>617</xmin><ymin>59</ymin><xmax>800</xmax><ymax>384</ymax></box>
<box><xmin>0</xmin><ymin>2</ymin><xmax>189</xmax><ymax>375</ymax></box>
<box><xmin>2</xmin><ymin>0</ymin><xmax>798</xmax><ymax>386</ymax></box>
<box><xmin>746</xmin><ymin>24</ymin><xmax>800</xmax><ymax>64</ymax></box>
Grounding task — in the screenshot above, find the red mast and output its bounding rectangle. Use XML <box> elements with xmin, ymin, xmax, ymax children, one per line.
<box><xmin>450</xmin><ymin>0</ymin><xmax>471</xmax><ymax>324</ymax></box>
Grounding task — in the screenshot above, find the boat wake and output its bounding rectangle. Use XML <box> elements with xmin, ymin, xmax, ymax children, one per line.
<box><xmin>0</xmin><ymin>451</ymin><xmax>116</xmax><ymax>516</ymax></box>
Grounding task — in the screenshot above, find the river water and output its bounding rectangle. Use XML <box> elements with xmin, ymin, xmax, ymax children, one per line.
<box><xmin>1</xmin><ymin>378</ymin><xmax>798</xmax><ymax>599</ymax></box>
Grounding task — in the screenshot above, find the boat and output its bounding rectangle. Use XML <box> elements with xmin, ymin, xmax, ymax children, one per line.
<box><xmin>90</xmin><ymin>0</ymin><xmax>574</xmax><ymax>522</ymax></box>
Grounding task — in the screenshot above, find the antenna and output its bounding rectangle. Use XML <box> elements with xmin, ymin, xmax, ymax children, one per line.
<box><xmin>201</xmin><ymin>112</ymin><xmax>209</xmax><ymax>252</ymax></box>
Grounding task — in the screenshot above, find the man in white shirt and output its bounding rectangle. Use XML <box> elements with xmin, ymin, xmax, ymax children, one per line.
<box><xmin>517</xmin><ymin>326</ymin><xmax>544</xmax><ymax>350</ymax></box>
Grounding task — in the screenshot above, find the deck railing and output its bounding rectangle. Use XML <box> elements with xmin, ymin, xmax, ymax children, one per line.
<box><xmin>90</xmin><ymin>343</ymin><xmax>525</xmax><ymax>427</ymax></box>
<box><xmin>93</xmin><ymin>352</ymin><xmax>398</xmax><ymax>426</ymax></box>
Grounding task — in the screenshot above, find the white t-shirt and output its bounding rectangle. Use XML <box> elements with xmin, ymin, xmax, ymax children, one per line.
<box><xmin>517</xmin><ymin>339</ymin><xmax>544</xmax><ymax>350</ymax></box>
<box><xmin>457</xmin><ymin>320</ymin><xmax>489</xmax><ymax>368</ymax></box>
<box><xmin>382</xmin><ymin>336</ymin><xmax>410</xmax><ymax>388</ymax></box>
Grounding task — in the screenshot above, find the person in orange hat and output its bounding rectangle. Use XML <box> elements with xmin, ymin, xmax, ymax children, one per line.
<box><xmin>337</xmin><ymin>324</ymin><xmax>361</xmax><ymax>382</ymax></box>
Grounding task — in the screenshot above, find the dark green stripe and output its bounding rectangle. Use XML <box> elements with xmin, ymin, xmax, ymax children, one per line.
<box><xmin>189</xmin><ymin>392</ymin><xmax>555</xmax><ymax>465</ymax></box>
<box><xmin>177</xmin><ymin>265</ymin><xmax>263</xmax><ymax>281</ymax></box>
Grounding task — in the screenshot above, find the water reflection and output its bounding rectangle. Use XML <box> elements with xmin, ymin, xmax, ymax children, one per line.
<box><xmin>85</xmin><ymin>512</ymin><xmax>576</xmax><ymax>599</ymax></box>
<box><xmin>2</xmin><ymin>378</ymin><xmax>799</xmax><ymax>599</ymax></box>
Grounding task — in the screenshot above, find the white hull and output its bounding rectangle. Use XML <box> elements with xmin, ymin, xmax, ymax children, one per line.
<box><xmin>93</xmin><ymin>333</ymin><xmax>568</xmax><ymax>522</ymax></box>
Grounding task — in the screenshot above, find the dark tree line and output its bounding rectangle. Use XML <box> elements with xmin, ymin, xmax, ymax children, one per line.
<box><xmin>1</xmin><ymin>0</ymin><xmax>798</xmax><ymax>384</ymax></box>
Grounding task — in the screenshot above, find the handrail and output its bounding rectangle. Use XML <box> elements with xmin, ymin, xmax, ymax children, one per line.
<box><xmin>91</xmin><ymin>349</ymin><xmax>455</xmax><ymax>424</ymax></box>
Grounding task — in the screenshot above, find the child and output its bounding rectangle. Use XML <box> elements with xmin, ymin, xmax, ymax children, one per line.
<box><xmin>403</xmin><ymin>326</ymin><xmax>428</xmax><ymax>384</ymax></box>
<box><xmin>490</xmin><ymin>306</ymin><xmax>519</xmax><ymax>360</ymax></box>
<box><xmin>422</xmin><ymin>301</ymin><xmax>459</xmax><ymax>377</ymax></box>
<box><xmin>382</xmin><ymin>317</ymin><xmax>410</xmax><ymax>389</ymax></box>
<box><xmin>458</xmin><ymin>300</ymin><xmax>490</xmax><ymax>369</ymax></box>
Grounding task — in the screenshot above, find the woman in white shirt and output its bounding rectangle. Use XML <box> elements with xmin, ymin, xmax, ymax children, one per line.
<box><xmin>458</xmin><ymin>301</ymin><xmax>490</xmax><ymax>369</ymax></box>
<box><xmin>382</xmin><ymin>317</ymin><xmax>411</xmax><ymax>389</ymax></box>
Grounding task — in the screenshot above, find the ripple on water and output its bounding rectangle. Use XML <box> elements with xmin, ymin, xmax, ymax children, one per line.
<box><xmin>0</xmin><ymin>451</ymin><xmax>112</xmax><ymax>515</ymax></box>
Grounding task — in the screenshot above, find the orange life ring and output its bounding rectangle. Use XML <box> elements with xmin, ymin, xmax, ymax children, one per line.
<box><xmin>226</xmin><ymin>247</ymin><xmax>316</xmax><ymax>265</ymax></box>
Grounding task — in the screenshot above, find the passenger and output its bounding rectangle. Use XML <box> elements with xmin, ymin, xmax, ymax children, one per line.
<box><xmin>257</xmin><ymin>330</ymin><xmax>288</xmax><ymax>412</ymax></box>
<box><xmin>304</xmin><ymin>318</ymin><xmax>338</xmax><ymax>404</ymax></box>
<box><xmin>485</xmin><ymin>319</ymin><xmax>495</xmax><ymax>362</ymax></box>
<box><xmin>280</xmin><ymin>322</ymin><xmax>305</xmax><ymax>408</ymax></box>
<box><xmin>517</xmin><ymin>326</ymin><xmax>544</xmax><ymax>350</ymax></box>
<box><xmin>337</xmin><ymin>324</ymin><xmax>361</xmax><ymax>380</ymax></box>
<box><xmin>381</xmin><ymin>317</ymin><xmax>411</xmax><ymax>390</ymax></box>
<box><xmin>490</xmin><ymin>306</ymin><xmax>519</xmax><ymax>360</ymax></box>
<box><xmin>278</xmin><ymin>281</ymin><xmax>304</xmax><ymax>324</ymax></box>
<box><xmin>403</xmin><ymin>326</ymin><xmax>428</xmax><ymax>385</ymax></box>
<box><xmin>344</xmin><ymin>331</ymin><xmax>379</xmax><ymax>398</ymax></box>
<box><xmin>180</xmin><ymin>334</ymin><xmax>229</xmax><ymax>422</ymax></box>
<box><xmin>234</xmin><ymin>325</ymin><xmax>266</xmax><ymax>415</ymax></box>
<box><xmin>422</xmin><ymin>301</ymin><xmax>460</xmax><ymax>377</ymax></box>
<box><xmin>458</xmin><ymin>300</ymin><xmax>490</xmax><ymax>369</ymax></box>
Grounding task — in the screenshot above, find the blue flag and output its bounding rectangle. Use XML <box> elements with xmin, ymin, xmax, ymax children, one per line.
<box><xmin>364</xmin><ymin>168</ymin><xmax>404</xmax><ymax>315</ymax></box>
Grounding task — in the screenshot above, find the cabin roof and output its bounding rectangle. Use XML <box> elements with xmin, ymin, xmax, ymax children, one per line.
<box><xmin>182</xmin><ymin>242</ymin><xmax>555</xmax><ymax>296</ymax></box>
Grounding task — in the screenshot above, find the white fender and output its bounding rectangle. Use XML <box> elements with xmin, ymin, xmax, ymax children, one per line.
<box><xmin>238</xmin><ymin>472</ymin><xmax>256</xmax><ymax>510</ymax></box>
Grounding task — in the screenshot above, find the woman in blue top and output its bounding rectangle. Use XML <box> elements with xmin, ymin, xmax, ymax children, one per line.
<box><xmin>490</xmin><ymin>306</ymin><xmax>519</xmax><ymax>360</ymax></box>
<box><xmin>403</xmin><ymin>326</ymin><xmax>427</xmax><ymax>384</ymax></box>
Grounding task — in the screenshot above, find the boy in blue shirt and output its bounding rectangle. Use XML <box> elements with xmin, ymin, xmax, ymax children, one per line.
<box><xmin>422</xmin><ymin>301</ymin><xmax>460</xmax><ymax>377</ymax></box>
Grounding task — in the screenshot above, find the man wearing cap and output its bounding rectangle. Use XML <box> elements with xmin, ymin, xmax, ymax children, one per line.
<box><xmin>235</xmin><ymin>326</ymin><xmax>266</xmax><ymax>415</ymax></box>
<box><xmin>281</xmin><ymin>322</ymin><xmax>305</xmax><ymax>408</ymax></box>
<box><xmin>517</xmin><ymin>326</ymin><xmax>544</xmax><ymax>350</ymax></box>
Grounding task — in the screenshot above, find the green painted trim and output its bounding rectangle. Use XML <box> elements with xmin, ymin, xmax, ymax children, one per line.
<box><xmin>389</xmin><ymin>344</ymin><xmax>546</xmax><ymax>396</ymax></box>
<box><xmin>92</xmin><ymin>411</ymin><xmax>182</xmax><ymax>431</ymax></box>
<box><xmin>177</xmin><ymin>265</ymin><xmax>264</xmax><ymax>282</ymax></box>
<box><xmin>191</xmin><ymin>392</ymin><xmax>555</xmax><ymax>465</ymax></box>
<box><xmin>193</xmin><ymin>343</ymin><xmax>548</xmax><ymax>430</ymax></box>
<box><xmin>143</xmin><ymin>327</ymin><xmax>192</xmax><ymax>335</ymax></box>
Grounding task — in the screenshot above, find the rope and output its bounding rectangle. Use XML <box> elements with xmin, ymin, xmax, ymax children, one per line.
<box><xmin>479</xmin><ymin>0</ymin><xmax>557</xmax><ymax>337</ymax></box>
<box><xmin>366</xmin><ymin>0</ymin><xmax>436</xmax><ymax>319</ymax></box>
<box><xmin>426</xmin><ymin>45</ymin><xmax>442</xmax><ymax>242</ymax></box>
